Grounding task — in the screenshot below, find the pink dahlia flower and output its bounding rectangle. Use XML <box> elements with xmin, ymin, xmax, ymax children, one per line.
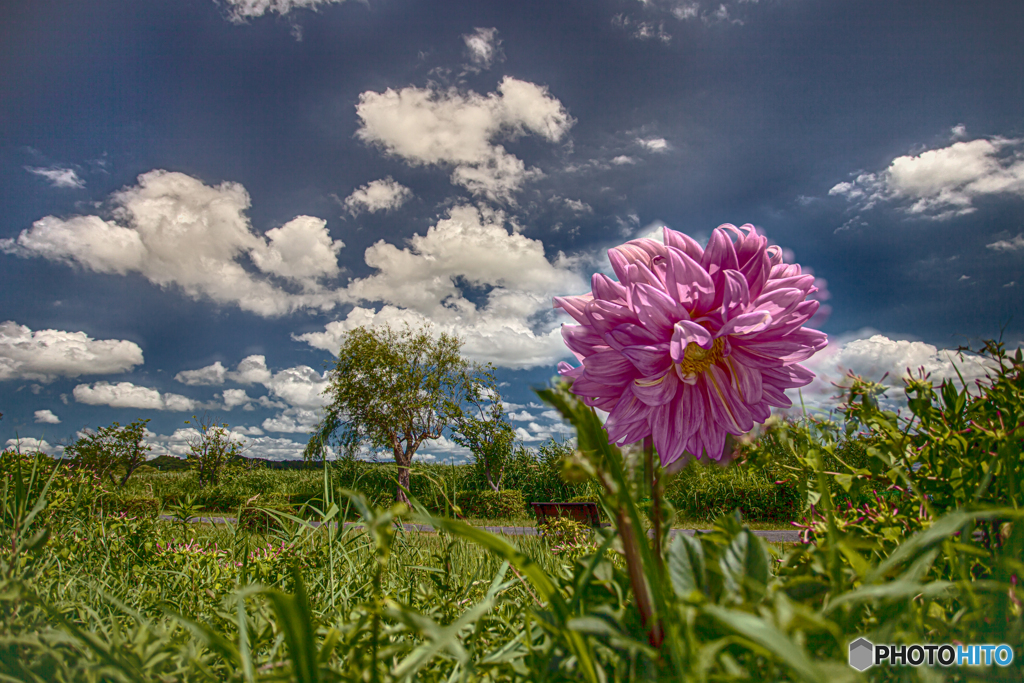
<box><xmin>554</xmin><ymin>224</ymin><xmax>827</xmax><ymax>468</ymax></box>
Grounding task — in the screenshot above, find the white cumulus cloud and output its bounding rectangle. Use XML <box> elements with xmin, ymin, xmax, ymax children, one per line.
<box><xmin>175</xmin><ymin>361</ymin><xmax>228</xmax><ymax>386</ymax></box>
<box><xmin>34</xmin><ymin>409</ymin><xmax>61</xmax><ymax>424</ymax></box>
<box><xmin>1</xmin><ymin>171</ymin><xmax>344</xmax><ymax>317</ymax></box>
<box><xmin>222</xmin><ymin>388</ymin><xmax>254</xmax><ymax>410</ymax></box>
<box><xmin>343</xmin><ymin>177</ymin><xmax>412</xmax><ymax>215</ymax></box>
<box><xmin>788</xmin><ymin>329</ymin><xmax>1004</xmax><ymax>417</ymax></box>
<box><xmin>262</xmin><ymin>407</ymin><xmax>321</xmax><ymax>433</ymax></box>
<box><xmin>355</xmin><ymin>77</ymin><xmax>574</xmax><ymax>202</ymax></box>
<box><xmin>4</xmin><ymin>437</ymin><xmax>62</xmax><ymax>455</ymax></box>
<box><xmin>73</xmin><ymin>382</ymin><xmax>199</xmax><ymax>411</ymax></box>
<box><xmin>830</xmin><ymin>131</ymin><xmax>1024</xmax><ymax>220</ymax></box>
<box><xmin>0</xmin><ymin>321</ymin><xmax>143</xmax><ymax>382</ymax></box>
<box><xmin>295</xmin><ymin>204</ymin><xmax>586</xmax><ymax>369</ymax></box>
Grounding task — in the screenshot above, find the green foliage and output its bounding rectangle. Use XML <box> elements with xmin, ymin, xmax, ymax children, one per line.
<box><xmin>102</xmin><ymin>493</ymin><xmax>160</xmax><ymax>519</ymax></box>
<box><xmin>456</xmin><ymin>488</ymin><xmax>527</xmax><ymax>519</ymax></box>
<box><xmin>65</xmin><ymin>418</ymin><xmax>152</xmax><ymax>488</ymax></box>
<box><xmin>237</xmin><ymin>493</ymin><xmax>294</xmax><ymax>533</ymax></box>
<box><xmin>184</xmin><ymin>414</ymin><xmax>246</xmax><ymax>487</ymax></box>
<box><xmin>512</xmin><ymin>436</ymin><xmax>596</xmax><ymax>504</ymax></box>
<box><xmin>666</xmin><ymin>460</ymin><xmax>801</xmax><ymax>522</ymax></box>
<box><xmin>451</xmin><ymin>383</ymin><xmax>517</xmax><ymax>491</ymax></box>
<box><xmin>307</xmin><ymin>323</ymin><xmax>493</xmax><ymax>503</ymax></box>
<box><xmin>5</xmin><ymin>338</ymin><xmax>1021</xmax><ymax>681</ymax></box>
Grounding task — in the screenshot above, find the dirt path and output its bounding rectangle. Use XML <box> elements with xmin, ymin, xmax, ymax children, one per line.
<box><xmin>158</xmin><ymin>515</ymin><xmax>802</xmax><ymax>543</ymax></box>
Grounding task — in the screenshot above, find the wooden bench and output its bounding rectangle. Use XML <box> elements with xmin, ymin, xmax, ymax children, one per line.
<box><xmin>530</xmin><ymin>501</ymin><xmax>607</xmax><ymax>528</ymax></box>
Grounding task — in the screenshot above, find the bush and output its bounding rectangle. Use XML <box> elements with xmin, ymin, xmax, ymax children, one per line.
<box><xmin>107</xmin><ymin>494</ymin><xmax>160</xmax><ymax>519</ymax></box>
<box><xmin>666</xmin><ymin>462</ymin><xmax>801</xmax><ymax>522</ymax></box>
<box><xmin>238</xmin><ymin>494</ymin><xmax>294</xmax><ymax>533</ymax></box>
<box><xmin>456</xmin><ymin>489</ymin><xmax>526</xmax><ymax>519</ymax></box>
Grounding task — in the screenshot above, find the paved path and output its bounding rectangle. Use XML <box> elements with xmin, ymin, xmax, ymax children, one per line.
<box><xmin>158</xmin><ymin>515</ymin><xmax>802</xmax><ymax>543</ymax></box>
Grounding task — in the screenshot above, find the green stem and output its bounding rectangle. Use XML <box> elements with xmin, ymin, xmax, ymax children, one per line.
<box><xmin>645</xmin><ymin>436</ymin><xmax>663</xmax><ymax>564</ymax></box>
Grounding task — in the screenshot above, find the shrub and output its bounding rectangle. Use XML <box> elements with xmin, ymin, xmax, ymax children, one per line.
<box><xmin>107</xmin><ymin>494</ymin><xmax>160</xmax><ymax>519</ymax></box>
<box><xmin>238</xmin><ymin>494</ymin><xmax>294</xmax><ymax>533</ymax></box>
<box><xmin>456</xmin><ymin>489</ymin><xmax>526</xmax><ymax>519</ymax></box>
<box><xmin>667</xmin><ymin>462</ymin><xmax>801</xmax><ymax>522</ymax></box>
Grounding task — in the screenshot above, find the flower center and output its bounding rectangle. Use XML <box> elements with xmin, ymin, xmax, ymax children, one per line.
<box><xmin>677</xmin><ymin>337</ymin><xmax>724</xmax><ymax>376</ymax></box>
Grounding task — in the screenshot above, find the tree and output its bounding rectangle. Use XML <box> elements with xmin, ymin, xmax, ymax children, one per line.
<box><xmin>306</xmin><ymin>324</ymin><xmax>491</xmax><ymax>503</ymax></box>
<box><xmin>451</xmin><ymin>384</ymin><xmax>517</xmax><ymax>492</ymax></box>
<box><xmin>65</xmin><ymin>418</ymin><xmax>152</xmax><ymax>488</ymax></box>
<box><xmin>184</xmin><ymin>415</ymin><xmax>245</xmax><ymax>487</ymax></box>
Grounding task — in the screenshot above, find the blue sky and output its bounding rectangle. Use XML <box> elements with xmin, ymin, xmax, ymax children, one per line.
<box><xmin>2</xmin><ymin>0</ymin><xmax>1022</xmax><ymax>461</ymax></box>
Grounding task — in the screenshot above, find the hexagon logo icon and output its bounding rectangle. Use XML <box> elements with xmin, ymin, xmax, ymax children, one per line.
<box><xmin>849</xmin><ymin>637</ymin><xmax>874</xmax><ymax>671</ymax></box>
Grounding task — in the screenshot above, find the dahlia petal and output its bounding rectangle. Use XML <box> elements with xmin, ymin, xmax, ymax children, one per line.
<box><xmin>605</xmin><ymin>390</ymin><xmax>654</xmax><ymax>444</ymax></box>
<box><xmin>571</xmin><ymin>374</ymin><xmax>627</xmax><ymax>400</ymax></box>
<box><xmin>740</xmin><ymin>250</ymin><xmax>771</xmax><ymax>299</ymax></box>
<box><xmin>678</xmin><ymin>383</ymin><xmax>704</xmax><ymax>441</ymax></box>
<box><xmin>666</xmin><ymin>249</ymin><xmax>714</xmax><ymax>312</ymax></box>
<box><xmin>670</xmin><ymin>320</ymin><xmax>713</xmax><ymax>363</ymax></box>
<box><xmin>653</xmin><ymin>394</ymin><xmax>688</xmax><ymax>467</ymax></box>
<box><xmin>557</xmin><ymin>361</ymin><xmax>585</xmax><ymax>380</ymax></box>
<box><xmin>725</xmin><ymin>356</ymin><xmax>763</xmax><ymax>405</ymax></box>
<box><xmin>718</xmin><ymin>310</ymin><xmax>772</xmax><ymax>337</ymax></box>
<box><xmin>752</xmin><ymin>287</ymin><xmax>807</xmax><ymax>320</ymax></box>
<box><xmin>632</xmin><ymin>369</ymin><xmax>680</xmax><ymax>406</ymax></box>
<box><xmin>759</xmin><ymin>301</ymin><xmax>818</xmax><ymax>338</ymax></box>
<box><xmin>727</xmin><ymin>344</ymin><xmax>786</xmax><ymax>370</ymax></box>
<box><xmin>631</xmin><ymin>282</ymin><xmax>687</xmax><ymax>337</ymax></box>
<box><xmin>581</xmin><ymin>350</ymin><xmax>638</xmax><ymax>386</ymax></box>
<box><xmin>553</xmin><ymin>293</ymin><xmax>594</xmax><ymax>325</ymax></box>
<box><xmin>704</xmin><ymin>365</ymin><xmax>754</xmax><ymax>433</ymax></box>
<box><xmin>693</xmin><ymin>415</ymin><xmax>726</xmax><ymax>461</ymax></box>
<box><xmin>761</xmin><ymin>383</ymin><xmax>792</xmax><ymax>408</ymax></box>
<box><xmin>611</xmin><ymin>239</ymin><xmax>668</xmax><ymax>271</ymax></box>
<box><xmin>766</xmin><ymin>245</ymin><xmax>784</xmax><ymax>267</ymax></box>
<box><xmin>607</xmin><ymin>249</ymin><xmax>631</xmax><ymax>284</ymax></box>
<box><xmin>721</xmin><ymin>269</ymin><xmax>751</xmax><ymax>314</ymax></box>
<box><xmin>562</xmin><ymin>324</ymin><xmax>609</xmax><ymax>358</ymax></box>
<box><xmin>770</xmin><ymin>263</ymin><xmax>802</xmax><ymax>279</ymax></box>
<box><xmin>734</xmin><ymin>225</ymin><xmax>766</xmax><ymax>267</ymax></box>
<box><xmin>663</xmin><ymin>226</ymin><xmax>705</xmax><ymax>262</ymax></box>
<box><xmin>622</xmin><ymin>262</ymin><xmax>656</xmax><ymax>288</ymax></box>
<box><xmin>729</xmin><ymin>337</ymin><xmax>822</xmax><ymax>363</ymax></box>
<box><xmin>606</xmin><ymin>323</ymin><xmax>662</xmax><ymax>350</ymax></box>
<box><xmin>701</xmin><ymin>227</ymin><xmax>740</xmax><ymax>280</ymax></box>
<box><xmin>760</xmin><ymin>362</ymin><xmax>815</xmax><ymax>389</ymax></box>
<box><xmin>584</xmin><ymin>299</ymin><xmax>639</xmax><ymax>337</ymax></box>
<box><xmin>592</xmin><ymin>273</ymin><xmax>627</xmax><ymax>302</ymax></box>
<box><xmin>750</xmin><ymin>400</ymin><xmax>771</xmax><ymax>423</ymax></box>
<box><xmin>620</xmin><ymin>343</ymin><xmax>673</xmax><ymax>376</ymax></box>
<box><xmin>759</xmin><ymin>274</ymin><xmax>816</xmax><ymax>296</ymax></box>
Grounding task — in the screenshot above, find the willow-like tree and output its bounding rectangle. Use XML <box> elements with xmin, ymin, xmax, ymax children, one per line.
<box><xmin>306</xmin><ymin>324</ymin><xmax>493</xmax><ymax>503</ymax></box>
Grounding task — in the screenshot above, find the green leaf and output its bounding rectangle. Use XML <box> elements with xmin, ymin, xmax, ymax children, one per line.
<box><xmin>259</xmin><ymin>565</ymin><xmax>320</xmax><ymax>683</ymax></box>
<box><xmin>667</xmin><ymin>532</ymin><xmax>706</xmax><ymax>599</ymax></box>
<box><xmin>419</xmin><ymin>513</ymin><xmax>600</xmax><ymax>683</ymax></box>
<box><xmin>702</xmin><ymin>605</ymin><xmax>825</xmax><ymax>683</ymax></box>
<box><xmin>720</xmin><ymin>529</ymin><xmax>770</xmax><ymax>604</ymax></box>
<box><xmin>866</xmin><ymin>508</ymin><xmax>1024</xmax><ymax>583</ymax></box>
<box><xmin>824</xmin><ymin>580</ymin><xmax>955</xmax><ymax>614</ymax></box>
